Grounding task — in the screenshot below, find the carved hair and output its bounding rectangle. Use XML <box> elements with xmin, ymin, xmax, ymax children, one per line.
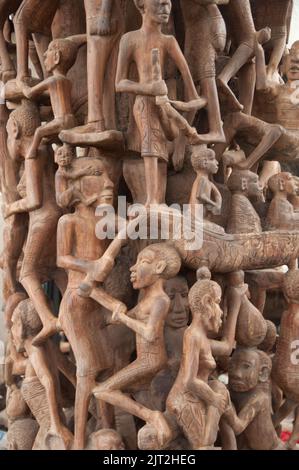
<box><xmin>191</xmin><ymin>145</ymin><xmax>215</xmax><ymax>171</ymax></box>
<box><xmin>86</xmin><ymin>429</ymin><xmax>124</xmax><ymax>450</ymax></box>
<box><xmin>9</xmin><ymin>100</ymin><xmax>41</xmax><ymax>137</ymax></box>
<box><xmin>227</xmin><ymin>169</ymin><xmax>257</xmax><ymax>192</ymax></box>
<box><xmin>143</xmin><ymin>243</ymin><xmax>181</xmax><ymax>280</ymax></box>
<box><xmin>283</xmin><ymin>269</ymin><xmax>299</xmax><ymax>303</ymax></box>
<box><xmin>48</xmin><ymin>38</ymin><xmax>80</xmax><ymax>74</ymax></box>
<box><xmin>13</xmin><ymin>299</ymin><xmax>42</xmax><ymax>339</ymax></box>
<box><xmin>188</xmin><ymin>279</ymin><xmax>221</xmax><ymax>313</ymax></box>
<box><xmin>7</xmin><ymin>418</ymin><xmax>39</xmax><ymax>450</ymax></box>
<box><xmin>268</xmin><ymin>172</ymin><xmax>292</xmax><ymax>193</ymax></box>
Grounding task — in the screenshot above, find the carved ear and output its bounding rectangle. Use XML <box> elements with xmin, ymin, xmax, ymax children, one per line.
<box><xmin>259</xmin><ymin>365</ymin><xmax>270</xmax><ymax>383</ymax></box>
<box><xmin>54</xmin><ymin>50</ymin><xmax>61</xmax><ymax>65</ymax></box>
<box><xmin>241</xmin><ymin>177</ymin><xmax>248</xmax><ymax>191</ymax></box>
<box><xmin>279</xmin><ymin>178</ymin><xmax>285</xmax><ymax>192</ymax></box>
<box><xmin>10</xmin><ymin>118</ymin><xmax>20</xmax><ymax>139</ymax></box>
<box><xmin>156</xmin><ymin>260</ymin><xmax>167</xmax><ymax>275</ymax></box>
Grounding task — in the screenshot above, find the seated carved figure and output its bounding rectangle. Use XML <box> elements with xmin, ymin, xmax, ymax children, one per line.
<box><xmin>189</xmin><ymin>145</ymin><xmax>222</xmax><ymax>221</ymax></box>
<box><xmin>225</xmin><ymin>347</ymin><xmax>285</xmax><ymax>450</ymax></box>
<box><xmin>226</xmin><ymin>169</ymin><xmax>263</xmax><ymax>234</ymax></box>
<box><xmin>55</xmin><ymin>144</ymin><xmax>97</xmax><ymax>209</ymax></box>
<box><xmin>266</xmin><ymin>172</ymin><xmax>299</xmax><ymax>231</ymax></box>
<box><xmin>166</xmin><ymin>269</ymin><xmax>244</xmax><ymax>450</ymax></box>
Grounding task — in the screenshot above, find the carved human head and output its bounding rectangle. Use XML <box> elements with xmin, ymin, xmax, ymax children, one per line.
<box><xmin>164</xmin><ymin>276</ymin><xmax>189</xmax><ymax>329</ymax></box>
<box><xmin>130</xmin><ymin>243</ymin><xmax>181</xmax><ymax>290</ymax></box>
<box><xmin>11</xmin><ymin>299</ymin><xmax>42</xmax><ymax>352</ymax></box>
<box><xmin>86</xmin><ymin>429</ymin><xmax>125</xmax><ymax>450</ymax></box>
<box><xmin>268</xmin><ymin>172</ymin><xmax>298</xmax><ymax>197</ymax></box>
<box><xmin>7</xmin><ymin>418</ymin><xmax>39</xmax><ymax>450</ymax></box>
<box><xmin>55</xmin><ymin>144</ymin><xmax>75</xmax><ymax>167</ymax></box>
<box><xmin>7</xmin><ymin>100</ymin><xmax>40</xmax><ymax>160</ymax></box>
<box><xmin>134</xmin><ymin>0</ymin><xmax>171</xmax><ymax>24</ymax></box>
<box><xmin>286</xmin><ymin>41</ymin><xmax>299</xmax><ymax>81</ymax></box>
<box><xmin>188</xmin><ymin>278</ymin><xmax>223</xmax><ymax>334</ymax></box>
<box><xmin>283</xmin><ymin>269</ymin><xmax>299</xmax><ymax>304</ymax></box>
<box><xmin>191</xmin><ymin>145</ymin><xmax>219</xmax><ymax>175</ymax></box>
<box><xmin>72</xmin><ymin>157</ymin><xmax>115</xmax><ymax>207</ymax></box>
<box><xmin>228</xmin><ymin>347</ymin><xmax>272</xmax><ymax>393</ymax></box>
<box><xmin>44</xmin><ymin>38</ymin><xmax>80</xmax><ymax>74</ymax></box>
<box><xmin>227</xmin><ymin>169</ymin><xmax>262</xmax><ymax>198</ymax></box>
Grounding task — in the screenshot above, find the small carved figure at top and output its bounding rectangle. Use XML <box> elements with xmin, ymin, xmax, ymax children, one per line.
<box><xmin>19</xmin><ymin>37</ymin><xmax>85</xmax><ymax>160</ymax></box>
<box><xmin>226</xmin><ymin>169</ymin><xmax>263</xmax><ymax>234</ymax></box>
<box><xmin>266</xmin><ymin>172</ymin><xmax>299</xmax><ymax>231</ymax></box>
<box><xmin>189</xmin><ymin>145</ymin><xmax>222</xmax><ymax>221</ymax></box>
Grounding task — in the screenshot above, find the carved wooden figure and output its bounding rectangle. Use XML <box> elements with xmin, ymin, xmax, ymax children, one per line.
<box><xmin>272</xmin><ymin>269</ymin><xmax>299</xmax><ymax>449</ymax></box>
<box><xmin>180</xmin><ymin>0</ymin><xmax>228</xmax><ymax>145</ymax></box>
<box><xmin>225</xmin><ymin>347</ymin><xmax>285</xmax><ymax>450</ymax></box>
<box><xmin>92</xmin><ymin>243</ymin><xmax>182</xmax><ymax>448</ymax></box>
<box><xmin>11</xmin><ymin>298</ymin><xmax>75</xmax><ymax>449</ymax></box>
<box><xmin>166</xmin><ymin>268</ymin><xmax>243</xmax><ymax>449</ymax></box>
<box><xmin>4</xmin><ymin>100</ymin><xmax>63</xmax><ymax>346</ymax></box>
<box><xmin>57</xmin><ymin>156</ymin><xmax>119</xmax><ymax>449</ymax></box>
<box><xmin>189</xmin><ymin>145</ymin><xmax>222</xmax><ymax>221</ymax></box>
<box><xmin>266</xmin><ymin>172</ymin><xmax>299</xmax><ymax>231</ymax></box>
<box><xmin>19</xmin><ymin>36</ymin><xmax>86</xmax><ymax>160</ymax></box>
<box><xmin>251</xmin><ymin>0</ymin><xmax>292</xmax><ymax>83</ymax></box>
<box><xmin>226</xmin><ymin>169</ymin><xmax>263</xmax><ymax>234</ymax></box>
<box><xmin>114</xmin><ymin>0</ymin><xmax>203</xmax><ymax>206</ymax></box>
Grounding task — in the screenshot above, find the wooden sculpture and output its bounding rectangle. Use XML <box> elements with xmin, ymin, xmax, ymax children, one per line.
<box><xmin>166</xmin><ymin>269</ymin><xmax>243</xmax><ymax>449</ymax></box>
<box><xmin>225</xmin><ymin>347</ymin><xmax>285</xmax><ymax>450</ymax></box>
<box><xmin>1</xmin><ymin>0</ymin><xmax>299</xmax><ymax>452</ymax></box>
<box><xmin>92</xmin><ymin>243</ymin><xmax>182</xmax><ymax>448</ymax></box>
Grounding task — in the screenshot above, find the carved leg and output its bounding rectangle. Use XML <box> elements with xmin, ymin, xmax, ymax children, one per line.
<box><xmin>27</xmin><ymin>120</ymin><xmax>63</xmax><ymax>159</ymax></box>
<box><xmin>286</xmin><ymin>406</ymin><xmax>299</xmax><ymax>449</ymax></box>
<box><xmin>272</xmin><ymin>397</ymin><xmax>297</xmax><ymax>428</ymax></box>
<box><xmin>143</xmin><ymin>158</ymin><xmax>167</xmax><ymax>207</ymax></box>
<box><xmin>74</xmin><ymin>375</ymin><xmax>95</xmax><ymax>450</ymax></box>
<box><xmin>0</xmin><ymin>29</ymin><xmax>15</xmax><ymax>80</ymax></box>
<box><xmin>93</xmin><ymin>360</ymin><xmax>172</xmax><ymax>447</ymax></box>
<box><xmin>196</xmin><ymin>77</ymin><xmax>225</xmax><ymax>144</ymax></box>
<box><xmin>238</xmin><ymin>61</ymin><xmax>256</xmax><ymax>115</ymax></box>
<box><xmin>13</xmin><ymin>18</ymin><xmax>30</xmax><ymax>80</ymax></box>
<box><xmin>32</xmin><ymin>33</ymin><xmax>51</xmax><ymax>78</ymax></box>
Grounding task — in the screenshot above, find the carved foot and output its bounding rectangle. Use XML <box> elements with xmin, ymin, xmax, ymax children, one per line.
<box><xmin>32</xmin><ymin>318</ymin><xmax>60</xmax><ymax>346</ymax></box>
<box><xmin>216</xmin><ymin>77</ymin><xmax>244</xmax><ymax>111</ymax></box>
<box><xmin>149</xmin><ymin>411</ymin><xmax>173</xmax><ymax>449</ymax></box>
<box><xmin>190</xmin><ymin>131</ymin><xmax>226</xmax><ymax>145</ymax></box>
<box><xmin>59</xmin><ymin>127</ymin><xmax>125</xmax><ymax>151</ymax></box>
<box><xmin>46</xmin><ymin>426</ymin><xmax>74</xmax><ymax>450</ymax></box>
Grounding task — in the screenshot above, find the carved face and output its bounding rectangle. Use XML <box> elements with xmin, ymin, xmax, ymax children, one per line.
<box><xmin>6</xmin><ymin>116</ymin><xmax>21</xmax><ymax>161</ymax></box>
<box><xmin>165</xmin><ymin>277</ymin><xmax>189</xmax><ymax>329</ymax></box>
<box><xmin>143</xmin><ymin>0</ymin><xmax>171</xmax><ymax>24</ymax></box>
<box><xmin>77</xmin><ymin>159</ymin><xmax>115</xmax><ymax>206</ymax></box>
<box><xmin>244</xmin><ymin>173</ymin><xmax>263</xmax><ymax>198</ymax></box>
<box><xmin>284</xmin><ymin>175</ymin><xmax>298</xmax><ymax>196</ymax></box>
<box><xmin>44</xmin><ymin>44</ymin><xmax>60</xmax><ymax>73</ymax></box>
<box><xmin>130</xmin><ymin>248</ymin><xmax>166</xmax><ymax>289</ymax></box>
<box><xmin>200</xmin><ymin>285</ymin><xmax>223</xmax><ymax>335</ymax></box>
<box><xmin>229</xmin><ymin>349</ymin><xmax>262</xmax><ymax>392</ymax></box>
<box><xmin>11</xmin><ymin>310</ymin><xmax>25</xmax><ymax>354</ymax></box>
<box><xmin>91</xmin><ymin>432</ymin><xmax>125</xmax><ymax>450</ymax></box>
<box><xmin>286</xmin><ymin>42</ymin><xmax>299</xmax><ymax>82</ymax></box>
<box><xmin>55</xmin><ymin>145</ymin><xmax>74</xmax><ymax>167</ymax></box>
